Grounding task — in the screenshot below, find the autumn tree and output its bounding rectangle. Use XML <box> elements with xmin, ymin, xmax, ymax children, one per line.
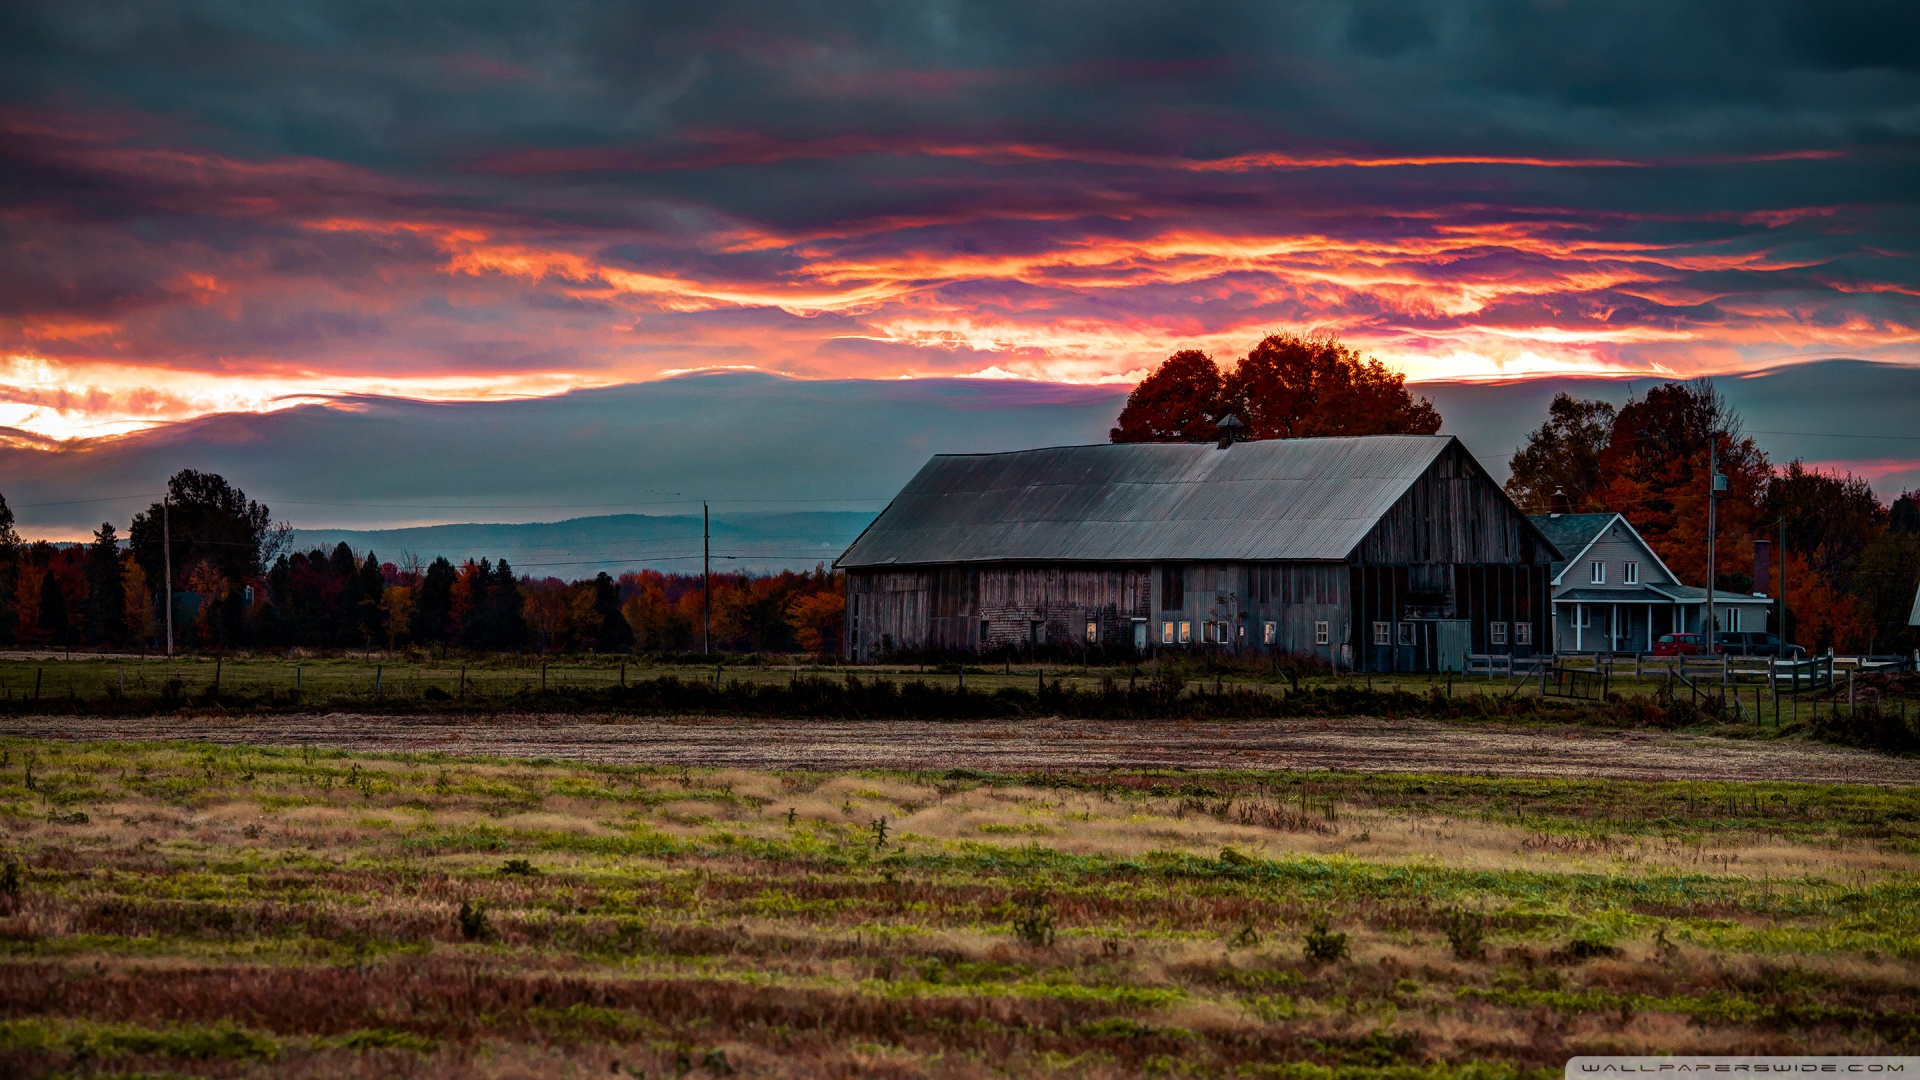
<box><xmin>787</xmin><ymin>590</ymin><xmax>846</xmax><ymax>655</ymax></box>
<box><xmin>1765</xmin><ymin>462</ymin><xmax>1886</xmax><ymax>596</ymax></box>
<box><xmin>122</xmin><ymin>561</ymin><xmax>154</xmax><ymax>646</ymax></box>
<box><xmin>1593</xmin><ymin>381</ymin><xmax>1769</xmax><ymax>589</ymax></box>
<box><xmin>380</xmin><ymin>586</ymin><xmax>415</xmax><ymax>650</ymax></box>
<box><xmin>1112</xmin><ymin>337</ymin><xmax>1439</xmax><ymax>444</ymax></box>
<box><xmin>1223</xmin><ymin>334</ymin><xmax>1441</xmax><ymax>439</ymax></box>
<box><xmin>1505</xmin><ymin>394</ymin><xmax>1617</xmax><ymax>513</ymax></box>
<box><xmin>1110</xmin><ymin>350</ymin><xmax>1223</xmax><ymax>442</ymax></box>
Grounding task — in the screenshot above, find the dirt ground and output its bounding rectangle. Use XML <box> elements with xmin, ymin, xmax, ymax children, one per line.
<box><xmin>6</xmin><ymin>712</ymin><xmax>1919</xmax><ymax>782</ymax></box>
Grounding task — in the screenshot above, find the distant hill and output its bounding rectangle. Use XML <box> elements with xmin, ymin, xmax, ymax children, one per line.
<box><xmin>291</xmin><ymin>510</ymin><xmax>876</xmax><ymax>578</ymax></box>
<box><xmin>8</xmin><ymin>361</ymin><xmax>1916</xmax><ymax>544</ymax></box>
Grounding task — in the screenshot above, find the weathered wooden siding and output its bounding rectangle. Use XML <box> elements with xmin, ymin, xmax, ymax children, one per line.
<box><xmin>846</xmin><ymin>565</ymin><xmax>1150</xmax><ymax>659</ymax></box>
<box><xmin>1351</xmin><ymin>441</ymin><xmax>1550</xmax><ymax>567</ymax></box>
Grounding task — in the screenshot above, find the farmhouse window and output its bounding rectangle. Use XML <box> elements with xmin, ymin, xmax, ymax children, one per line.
<box><xmin>1623</xmin><ymin>561</ymin><xmax>1639</xmax><ymax>584</ymax></box>
<box><xmin>1314</xmin><ymin>621</ymin><xmax>1329</xmax><ymax>645</ymax></box>
<box><xmin>1589</xmin><ymin>561</ymin><xmax>1606</xmax><ymax>584</ymax></box>
<box><xmin>1514</xmin><ymin>622</ymin><xmax>1532</xmax><ymax>645</ymax></box>
<box><xmin>1264</xmin><ymin>621</ymin><xmax>1278</xmax><ymax>645</ymax></box>
<box><xmin>1490</xmin><ymin>621</ymin><xmax>1507</xmax><ymax>645</ymax></box>
<box><xmin>1372</xmin><ymin>621</ymin><xmax>1390</xmax><ymax>646</ymax></box>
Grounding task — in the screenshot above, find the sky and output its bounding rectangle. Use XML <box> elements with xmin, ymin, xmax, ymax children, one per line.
<box><xmin>3</xmin><ymin>0</ymin><xmax>1917</xmax><ymax>446</ymax></box>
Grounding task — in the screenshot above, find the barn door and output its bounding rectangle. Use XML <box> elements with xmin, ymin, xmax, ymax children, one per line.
<box><xmin>1434</xmin><ymin>620</ymin><xmax>1471</xmax><ymax>673</ymax></box>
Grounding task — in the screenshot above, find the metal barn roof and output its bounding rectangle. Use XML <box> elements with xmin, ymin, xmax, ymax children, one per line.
<box><xmin>836</xmin><ymin>435</ymin><xmax>1470</xmax><ymax>568</ymax></box>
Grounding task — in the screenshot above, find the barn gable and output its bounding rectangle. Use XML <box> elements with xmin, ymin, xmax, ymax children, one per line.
<box><xmin>1349</xmin><ymin>439</ymin><xmax>1557</xmax><ymax>567</ymax></box>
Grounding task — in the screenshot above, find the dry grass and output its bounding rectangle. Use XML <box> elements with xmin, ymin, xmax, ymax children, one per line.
<box><xmin>0</xmin><ymin>736</ymin><xmax>1917</xmax><ymax>1077</ymax></box>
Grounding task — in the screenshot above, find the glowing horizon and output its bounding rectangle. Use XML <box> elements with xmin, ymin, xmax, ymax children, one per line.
<box><xmin>3</xmin><ymin>5</ymin><xmax>1915</xmax><ymax>444</ymax></box>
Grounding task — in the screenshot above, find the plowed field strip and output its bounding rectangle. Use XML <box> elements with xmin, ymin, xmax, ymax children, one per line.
<box><xmin>5</xmin><ymin>715</ymin><xmax>1915</xmax><ymax>783</ymax></box>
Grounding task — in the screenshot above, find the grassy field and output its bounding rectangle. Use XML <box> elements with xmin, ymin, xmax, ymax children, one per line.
<box><xmin>2</xmin><ymin>737</ymin><xmax>1918</xmax><ymax>1076</ymax></box>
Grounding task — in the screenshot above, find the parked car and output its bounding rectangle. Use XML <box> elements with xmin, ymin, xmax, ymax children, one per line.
<box><xmin>1652</xmin><ymin>632</ymin><xmax>1704</xmax><ymax>656</ymax></box>
<box><xmin>1713</xmin><ymin>631</ymin><xmax>1806</xmax><ymax>658</ymax></box>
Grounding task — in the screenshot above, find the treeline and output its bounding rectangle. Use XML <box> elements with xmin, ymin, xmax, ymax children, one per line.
<box><xmin>0</xmin><ymin>471</ymin><xmax>844</xmax><ymax>655</ymax></box>
<box><xmin>1505</xmin><ymin>381</ymin><xmax>1920</xmax><ymax>655</ymax></box>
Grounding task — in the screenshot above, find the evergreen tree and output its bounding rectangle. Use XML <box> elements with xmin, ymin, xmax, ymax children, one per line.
<box><xmin>416</xmin><ymin>557</ymin><xmax>456</xmax><ymax>644</ymax></box>
<box><xmin>356</xmin><ymin>553</ymin><xmax>385</xmax><ymax>644</ymax></box>
<box><xmin>85</xmin><ymin>523</ymin><xmax>127</xmax><ymax>646</ymax></box>
<box><xmin>0</xmin><ymin>493</ymin><xmax>17</xmax><ymax>645</ymax></box>
<box><xmin>38</xmin><ymin>570</ymin><xmax>70</xmax><ymax>646</ymax></box>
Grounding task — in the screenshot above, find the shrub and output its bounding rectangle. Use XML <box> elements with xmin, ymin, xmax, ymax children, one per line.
<box><xmin>499</xmin><ymin>858</ymin><xmax>539</xmax><ymax>876</ymax></box>
<box><xmin>1443</xmin><ymin>910</ymin><xmax>1486</xmax><ymax>960</ymax></box>
<box><xmin>457</xmin><ymin>898</ymin><xmax>490</xmax><ymax>941</ymax></box>
<box><xmin>1302</xmin><ymin>921</ymin><xmax>1348</xmax><ymax>964</ymax></box>
<box><xmin>1011</xmin><ymin>891</ymin><xmax>1056</xmax><ymax>948</ymax></box>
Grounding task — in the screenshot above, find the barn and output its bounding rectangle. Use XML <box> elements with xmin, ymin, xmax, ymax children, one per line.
<box><xmin>834</xmin><ymin>434</ymin><xmax>1561</xmax><ymax>672</ymax></box>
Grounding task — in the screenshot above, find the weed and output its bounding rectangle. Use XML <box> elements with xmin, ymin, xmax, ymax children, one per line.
<box><xmin>1303</xmin><ymin>921</ymin><xmax>1349</xmax><ymax>964</ymax></box>
<box><xmin>500</xmin><ymin>858</ymin><xmax>540</xmax><ymax>876</ymax></box>
<box><xmin>870</xmin><ymin>816</ymin><xmax>890</xmax><ymax>848</ymax></box>
<box><xmin>457</xmin><ymin>898</ymin><xmax>490</xmax><ymax>941</ymax></box>
<box><xmin>1010</xmin><ymin>891</ymin><xmax>1056</xmax><ymax>948</ymax></box>
<box><xmin>1444</xmin><ymin>909</ymin><xmax>1486</xmax><ymax>960</ymax></box>
<box><xmin>1551</xmin><ymin>936</ymin><xmax>1621</xmax><ymax>964</ymax></box>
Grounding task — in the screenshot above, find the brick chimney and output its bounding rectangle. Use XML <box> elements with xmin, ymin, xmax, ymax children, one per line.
<box><xmin>1549</xmin><ymin>487</ymin><xmax>1572</xmax><ymax>516</ymax></box>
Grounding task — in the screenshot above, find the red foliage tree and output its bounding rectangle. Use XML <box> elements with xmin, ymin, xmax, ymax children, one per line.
<box><xmin>1110</xmin><ymin>350</ymin><xmax>1223</xmax><ymax>443</ymax></box>
<box><xmin>1224</xmin><ymin>334</ymin><xmax>1441</xmax><ymax>439</ymax></box>
<box><xmin>1592</xmin><ymin>382</ymin><xmax>1768</xmax><ymax>589</ymax></box>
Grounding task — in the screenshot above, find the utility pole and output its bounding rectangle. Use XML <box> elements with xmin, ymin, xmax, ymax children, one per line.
<box><xmin>163</xmin><ymin>496</ymin><xmax>173</xmax><ymax>657</ymax></box>
<box><xmin>702</xmin><ymin>501</ymin><xmax>711</xmax><ymax>656</ymax></box>
<box><xmin>1777</xmin><ymin>514</ymin><xmax>1787</xmax><ymax>652</ymax></box>
<box><xmin>1705</xmin><ymin>441</ymin><xmax>1721</xmax><ymax>656</ymax></box>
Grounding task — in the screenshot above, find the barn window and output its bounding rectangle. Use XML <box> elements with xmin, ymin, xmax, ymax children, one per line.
<box><xmin>1161</xmin><ymin>565</ymin><xmax>1184</xmax><ymax>609</ymax></box>
<box><xmin>1179</xmin><ymin>621</ymin><xmax>1192</xmax><ymax>644</ymax></box>
<box><xmin>1085</xmin><ymin>620</ymin><xmax>1098</xmax><ymax>643</ymax></box>
<box><xmin>980</xmin><ymin>619</ymin><xmax>990</xmax><ymax>643</ymax></box>
<box><xmin>1372</xmin><ymin>621</ymin><xmax>1390</xmax><ymax>646</ymax></box>
<box><xmin>1490</xmin><ymin>621</ymin><xmax>1508</xmax><ymax>645</ymax></box>
<box><xmin>1623</xmin><ymin>561</ymin><xmax>1639</xmax><ymax>584</ymax></box>
<box><xmin>1514</xmin><ymin>622</ymin><xmax>1532</xmax><ymax>645</ymax></box>
<box><xmin>1397</xmin><ymin>622</ymin><xmax>1414</xmax><ymax>646</ymax></box>
<box><xmin>1590</xmin><ymin>561</ymin><xmax>1606</xmax><ymax>584</ymax></box>
<box><xmin>1264</xmin><ymin>621</ymin><xmax>1278</xmax><ymax>645</ymax></box>
<box><xmin>1314</xmin><ymin>621</ymin><xmax>1329</xmax><ymax>645</ymax></box>
<box><xmin>1162</xmin><ymin>621</ymin><xmax>1174</xmax><ymax>644</ymax></box>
